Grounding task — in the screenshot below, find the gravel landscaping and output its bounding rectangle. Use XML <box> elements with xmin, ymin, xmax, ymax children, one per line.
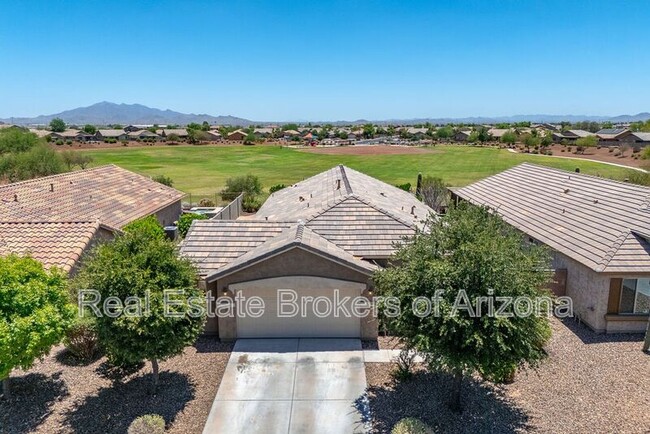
<box><xmin>0</xmin><ymin>337</ymin><xmax>233</xmax><ymax>434</ymax></box>
<box><xmin>365</xmin><ymin>318</ymin><xmax>650</xmax><ymax>433</ymax></box>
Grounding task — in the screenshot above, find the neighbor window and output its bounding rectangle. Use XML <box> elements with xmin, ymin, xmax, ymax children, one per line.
<box><xmin>620</xmin><ymin>278</ymin><xmax>650</xmax><ymax>314</ymax></box>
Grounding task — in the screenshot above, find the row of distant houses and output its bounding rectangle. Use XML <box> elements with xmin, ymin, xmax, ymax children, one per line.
<box><xmin>454</xmin><ymin>126</ymin><xmax>650</xmax><ymax>146</ymax></box>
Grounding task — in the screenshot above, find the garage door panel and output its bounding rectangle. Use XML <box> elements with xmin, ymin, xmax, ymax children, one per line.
<box><xmin>231</xmin><ymin>277</ymin><xmax>365</xmax><ymax>338</ymax></box>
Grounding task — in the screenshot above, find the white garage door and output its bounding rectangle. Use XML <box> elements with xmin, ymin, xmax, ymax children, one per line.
<box><xmin>231</xmin><ymin>276</ymin><xmax>364</xmax><ymax>338</ymax></box>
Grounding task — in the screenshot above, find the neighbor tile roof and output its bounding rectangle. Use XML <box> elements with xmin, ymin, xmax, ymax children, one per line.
<box><xmin>0</xmin><ymin>221</ymin><xmax>103</xmax><ymax>273</ymax></box>
<box><xmin>0</xmin><ymin>165</ymin><xmax>184</xmax><ymax>229</ymax></box>
<box><xmin>203</xmin><ymin>223</ymin><xmax>378</xmax><ymax>281</ymax></box>
<box><xmin>97</xmin><ymin>129</ymin><xmax>126</xmax><ymax>137</ymax></box>
<box><xmin>454</xmin><ymin>163</ymin><xmax>650</xmax><ymax>273</ymax></box>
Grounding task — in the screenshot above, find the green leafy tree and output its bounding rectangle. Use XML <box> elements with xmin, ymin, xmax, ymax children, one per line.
<box><xmin>1</xmin><ymin>256</ymin><xmax>74</xmax><ymax>398</ymax></box>
<box><xmin>575</xmin><ymin>135</ymin><xmax>598</xmax><ymax>154</ymax></box>
<box><xmin>374</xmin><ymin>203</ymin><xmax>552</xmax><ymax>411</ymax></box>
<box><xmin>177</xmin><ymin>213</ymin><xmax>208</xmax><ymax>238</ymax></box>
<box><xmin>435</xmin><ymin>126</ymin><xmax>454</xmax><ymax>140</ymax></box>
<box><xmin>419</xmin><ymin>176</ymin><xmax>449</xmax><ymax>212</ymax></box>
<box><xmin>123</xmin><ymin>215</ymin><xmax>165</xmax><ymax>239</ymax></box>
<box><xmin>0</xmin><ymin>128</ymin><xmax>40</xmax><ymax>154</ymax></box>
<box><xmin>476</xmin><ymin>127</ymin><xmax>491</xmax><ymax>142</ymax></box>
<box><xmin>75</xmin><ymin>230</ymin><xmax>205</xmax><ymax>390</ymax></box>
<box><xmin>540</xmin><ymin>131</ymin><xmax>553</xmax><ymax>147</ymax></box>
<box><xmin>501</xmin><ymin>131</ymin><xmax>517</xmax><ymax>145</ymax></box>
<box><xmin>49</xmin><ymin>118</ymin><xmax>66</xmax><ymax>132</ymax></box>
<box><xmin>201</xmin><ymin>121</ymin><xmax>210</xmax><ymax>131</ymax></box>
<box><xmin>83</xmin><ymin>124</ymin><xmax>97</xmax><ymax>134</ymax></box>
<box><xmin>220</xmin><ymin>174</ymin><xmax>263</xmax><ymax>201</ymax></box>
<box><xmin>152</xmin><ymin>174</ymin><xmax>174</xmax><ymax>187</ymax></box>
<box><xmin>362</xmin><ymin>124</ymin><xmax>376</xmax><ymax>139</ymax></box>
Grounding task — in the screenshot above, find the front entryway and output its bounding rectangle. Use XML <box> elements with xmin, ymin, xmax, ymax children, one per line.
<box><xmin>203</xmin><ymin>338</ymin><xmax>369</xmax><ymax>434</ymax></box>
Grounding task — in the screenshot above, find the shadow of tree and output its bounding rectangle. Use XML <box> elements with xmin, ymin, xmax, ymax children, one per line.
<box><xmin>560</xmin><ymin>318</ymin><xmax>644</xmax><ymax>344</ymax></box>
<box><xmin>54</xmin><ymin>347</ymin><xmax>103</xmax><ymax>367</ymax></box>
<box><xmin>0</xmin><ymin>373</ymin><xmax>69</xmax><ymax>434</ymax></box>
<box><xmin>63</xmin><ymin>371</ymin><xmax>195</xmax><ymax>433</ymax></box>
<box><xmin>364</xmin><ymin>369</ymin><xmax>530</xmax><ymax>433</ymax></box>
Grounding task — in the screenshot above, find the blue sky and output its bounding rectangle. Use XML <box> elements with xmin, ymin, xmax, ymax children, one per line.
<box><xmin>1</xmin><ymin>0</ymin><xmax>648</xmax><ymax>121</ymax></box>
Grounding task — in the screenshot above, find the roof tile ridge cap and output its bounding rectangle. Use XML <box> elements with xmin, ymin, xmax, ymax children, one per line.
<box><xmin>339</xmin><ymin>165</ymin><xmax>353</xmax><ymax>194</ymax></box>
<box><xmin>348</xmin><ymin>193</ymin><xmax>418</xmax><ymax>229</ymax></box>
<box><xmin>0</xmin><ymin>165</ymin><xmax>111</xmax><ymax>190</ymax></box>
<box><xmin>598</xmin><ymin>229</ymin><xmax>631</xmax><ymax>271</ymax></box>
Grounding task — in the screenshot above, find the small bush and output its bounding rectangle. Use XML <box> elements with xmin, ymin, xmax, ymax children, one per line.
<box><xmin>128</xmin><ymin>414</ymin><xmax>165</xmax><ymax>434</ymax></box>
<box><xmin>395</xmin><ymin>182</ymin><xmax>412</xmax><ymax>192</ymax></box>
<box><xmin>178</xmin><ymin>213</ymin><xmax>208</xmax><ymax>238</ymax></box>
<box><xmin>393</xmin><ymin>348</ymin><xmax>417</xmax><ymax>381</ymax></box>
<box><xmin>198</xmin><ymin>198</ymin><xmax>216</xmax><ymax>207</ymax></box>
<box><xmin>152</xmin><ymin>174</ymin><xmax>174</xmax><ymax>187</ymax></box>
<box><xmin>608</xmin><ymin>148</ymin><xmax>614</xmax><ymax>153</ymax></box>
<box><xmin>269</xmin><ymin>183</ymin><xmax>287</xmax><ymax>194</ymax></box>
<box><xmin>123</xmin><ymin>215</ymin><xmax>165</xmax><ymax>240</ymax></box>
<box><xmin>63</xmin><ymin>315</ymin><xmax>100</xmax><ymax>362</ymax></box>
<box><xmin>391</xmin><ymin>417</ymin><xmax>434</xmax><ymax>434</ymax></box>
<box><xmin>55</xmin><ymin>139</ymin><xmax>64</xmax><ymax>146</ymax></box>
<box><xmin>242</xmin><ymin>196</ymin><xmax>262</xmax><ymax>213</ymax></box>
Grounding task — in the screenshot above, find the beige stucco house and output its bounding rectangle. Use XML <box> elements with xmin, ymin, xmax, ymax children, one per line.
<box><xmin>181</xmin><ymin>165</ymin><xmax>433</xmax><ymax>340</ymax></box>
<box><xmin>453</xmin><ymin>163</ymin><xmax>650</xmax><ymax>333</ymax></box>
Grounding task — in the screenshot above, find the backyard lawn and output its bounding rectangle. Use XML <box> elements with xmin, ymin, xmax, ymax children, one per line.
<box><xmin>84</xmin><ymin>144</ymin><xmax>633</xmax><ymax>196</ymax></box>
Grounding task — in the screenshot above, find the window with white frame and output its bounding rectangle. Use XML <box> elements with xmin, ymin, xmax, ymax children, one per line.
<box><xmin>620</xmin><ymin>278</ymin><xmax>650</xmax><ymax>314</ymax></box>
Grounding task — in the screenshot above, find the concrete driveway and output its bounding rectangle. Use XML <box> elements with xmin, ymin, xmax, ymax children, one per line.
<box><xmin>203</xmin><ymin>338</ymin><xmax>369</xmax><ymax>434</ymax></box>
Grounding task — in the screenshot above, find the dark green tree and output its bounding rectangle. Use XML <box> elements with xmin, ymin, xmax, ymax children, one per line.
<box><xmin>49</xmin><ymin>118</ymin><xmax>66</xmax><ymax>132</ymax></box>
<box><xmin>374</xmin><ymin>204</ymin><xmax>552</xmax><ymax>411</ymax></box>
<box><xmin>75</xmin><ymin>229</ymin><xmax>205</xmax><ymax>390</ymax></box>
<box><xmin>83</xmin><ymin>124</ymin><xmax>97</xmax><ymax>134</ymax></box>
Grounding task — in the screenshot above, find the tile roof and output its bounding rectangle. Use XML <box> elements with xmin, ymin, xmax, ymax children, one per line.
<box><xmin>454</xmin><ymin>163</ymin><xmax>650</xmax><ymax>273</ymax></box>
<box><xmin>0</xmin><ymin>165</ymin><xmax>184</xmax><ymax>229</ymax></box>
<box><xmin>631</xmin><ymin>132</ymin><xmax>650</xmax><ymax>142</ymax></box>
<box><xmin>201</xmin><ymin>223</ymin><xmax>378</xmax><ymax>282</ymax></box>
<box><xmin>97</xmin><ymin>129</ymin><xmax>126</xmax><ymax>137</ymax></box>
<box><xmin>180</xmin><ymin>220</ymin><xmax>293</xmax><ymax>275</ymax></box>
<box><xmin>0</xmin><ymin>221</ymin><xmax>104</xmax><ymax>273</ymax></box>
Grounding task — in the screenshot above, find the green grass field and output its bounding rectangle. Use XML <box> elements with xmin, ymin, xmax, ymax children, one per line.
<box><xmin>85</xmin><ymin>145</ymin><xmax>632</xmax><ymax>196</ymax></box>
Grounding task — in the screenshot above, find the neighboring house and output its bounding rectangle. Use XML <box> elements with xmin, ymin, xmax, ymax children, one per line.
<box><xmin>202</xmin><ymin>130</ymin><xmax>222</xmax><ymax>141</ymax></box>
<box><xmin>96</xmin><ymin>129</ymin><xmax>128</xmax><ymax>141</ymax></box>
<box><xmin>453</xmin><ymin>130</ymin><xmax>472</xmax><ymax>141</ymax></box>
<box><xmin>28</xmin><ymin>128</ymin><xmax>53</xmax><ymax>138</ymax></box>
<box><xmin>552</xmin><ymin>129</ymin><xmax>595</xmax><ymax>143</ymax></box>
<box><xmin>227</xmin><ymin>130</ymin><xmax>247</xmax><ymax>141</ymax></box>
<box><xmin>50</xmin><ymin>129</ymin><xmax>88</xmax><ymax>141</ymax></box>
<box><xmin>0</xmin><ymin>165</ymin><xmax>185</xmax><ymax>274</ymax></box>
<box><xmin>453</xmin><ymin>163</ymin><xmax>650</xmax><ymax>333</ymax></box>
<box><xmin>181</xmin><ymin>165</ymin><xmax>433</xmax><ymax>340</ymax></box>
<box><xmin>156</xmin><ymin>128</ymin><xmax>189</xmax><ymax>139</ymax></box>
<box><xmin>127</xmin><ymin>129</ymin><xmax>160</xmax><ymax>140</ymax></box>
<box><xmin>607</xmin><ymin>130</ymin><xmax>650</xmax><ymax>147</ymax></box>
<box><xmin>488</xmin><ymin>128</ymin><xmax>510</xmax><ymax>140</ymax></box>
<box><xmin>254</xmin><ymin>127</ymin><xmax>275</xmax><ymax>138</ymax></box>
<box><xmin>596</xmin><ymin>128</ymin><xmax>629</xmax><ymax>145</ymax></box>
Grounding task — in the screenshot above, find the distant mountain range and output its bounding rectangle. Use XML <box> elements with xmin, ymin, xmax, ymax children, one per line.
<box><xmin>1</xmin><ymin>102</ymin><xmax>648</xmax><ymax>126</ymax></box>
<box><xmin>0</xmin><ymin>102</ymin><xmax>255</xmax><ymax>126</ymax></box>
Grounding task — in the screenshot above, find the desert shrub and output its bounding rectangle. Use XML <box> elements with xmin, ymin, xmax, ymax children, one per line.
<box><xmin>392</xmin><ymin>417</ymin><xmax>434</xmax><ymax>434</ymax></box>
<box><xmin>242</xmin><ymin>196</ymin><xmax>262</xmax><ymax>213</ymax></box>
<box><xmin>393</xmin><ymin>348</ymin><xmax>417</xmax><ymax>381</ymax></box>
<box><xmin>220</xmin><ymin>174</ymin><xmax>262</xmax><ymax>201</ymax></box>
<box><xmin>65</xmin><ymin>140</ymin><xmax>72</xmax><ymax>145</ymax></box>
<box><xmin>269</xmin><ymin>183</ymin><xmax>286</xmax><ymax>194</ymax></box>
<box><xmin>128</xmin><ymin>414</ymin><xmax>165</xmax><ymax>434</ymax></box>
<box><xmin>63</xmin><ymin>315</ymin><xmax>100</xmax><ymax>362</ymax></box>
<box><xmin>55</xmin><ymin>139</ymin><xmax>64</xmax><ymax>146</ymax></box>
<box><xmin>395</xmin><ymin>182</ymin><xmax>412</xmax><ymax>192</ymax></box>
<box><xmin>609</xmin><ymin>148</ymin><xmax>614</xmax><ymax>153</ymax></box>
<box><xmin>198</xmin><ymin>198</ymin><xmax>216</xmax><ymax>207</ymax></box>
<box><xmin>152</xmin><ymin>174</ymin><xmax>173</xmax><ymax>187</ymax></box>
<box><xmin>633</xmin><ymin>146</ymin><xmax>641</xmax><ymax>154</ymax></box>
<box><xmin>178</xmin><ymin>213</ymin><xmax>208</xmax><ymax>238</ymax></box>
<box><xmin>123</xmin><ymin>215</ymin><xmax>165</xmax><ymax>240</ymax></box>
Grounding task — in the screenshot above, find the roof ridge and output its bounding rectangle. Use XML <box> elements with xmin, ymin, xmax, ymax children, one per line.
<box><xmin>597</xmin><ymin>229</ymin><xmax>631</xmax><ymax>271</ymax></box>
<box><xmin>338</xmin><ymin>165</ymin><xmax>353</xmax><ymax>195</ymax></box>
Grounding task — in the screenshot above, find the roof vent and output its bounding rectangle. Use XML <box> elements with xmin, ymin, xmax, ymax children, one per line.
<box><xmin>380</xmin><ymin>192</ymin><xmax>386</xmax><ymax>197</ymax></box>
<box><xmin>13</xmin><ymin>194</ymin><xmax>18</xmax><ymax>202</ymax></box>
<box><xmin>336</xmin><ymin>179</ymin><xmax>341</xmax><ymax>190</ymax></box>
<box><xmin>563</xmin><ymin>188</ymin><xmax>570</xmax><ymax>194</ymax></box>
<box><xmin>299</xmin><ymin>196</ymin><xmax>305</xmax><ymax>202</ymax></box>
<box><xmin>411</xmin><ymin>205</ymin><xmax>416</xmax><ymax>215</ymax></box>
<box><xmin>50</xmin><ymin>183</ymin><xmax>54</xmax><ymax>192</ymax></box>
<box><xmin>593</xmin><ymin>199</ymin><xmax>599</xmax><ymax>204</ymax></box>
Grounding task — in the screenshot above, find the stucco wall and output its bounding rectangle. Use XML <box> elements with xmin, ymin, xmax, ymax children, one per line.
<box><xmin>551</xmin><ymin>251</ymin><xmax>610</xmax><ymax>332</ymax></box>
<box><xmin>205</xmin><ymin>247</ymin><xmax>376</xmax><ymax>340</ymax></box>
<box><xmin>154</xmin><ymin>200</ymin><xmax>182</xmax><ymax>227</ymax></box>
